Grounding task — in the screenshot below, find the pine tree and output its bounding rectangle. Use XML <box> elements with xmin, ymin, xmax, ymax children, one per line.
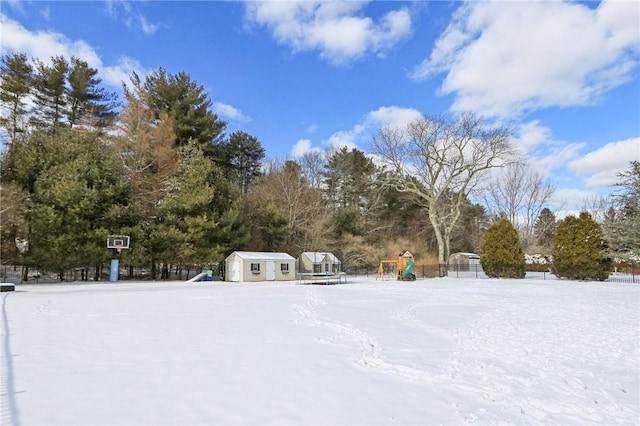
<box><xmin>604</xmin><ymin>161</ymin><xmax>640</xmax><ymax>263</ymax></box>
<box><xmin>212</xmin><ymin>131</ymin><xmax>265</xmax><ymax>194</ymax></box>
<box><xmin>533</xmin><ymin>207</ymin><xmax>557</xmax><ymax>253</ymax></box>
<box><xmin>24</xmin><ymin>128</ymin><xmax>132</xmax><ymax>279</ymax></box>
<box><xmin>158</xmin><ymin>140</ymin><xmax>219</xmax><ymax>269</ymax></box>
<box><xmin>552</xmin><ymin>212</ymin><xmax>612</xmax><ymax>281</ymax></box>
<box><xmin>323</xmin><ymin>147</ymin><xmax>376</xmax><ymax>209</ymax></box>
<box><xmin>67</xmin><ymin>57</ymin><xmax>118</xmax><ymax>130</ymax></box>
<box><xmin>479</xmin><ymin>218</ymin><xmax>526</xmax><ymax>278</ymax></box>
<box><xmin>31</xmin><ymin>56</ymin><xmax>69</xmax><ymax>133</ymax></box>
<box><xmin>0</xmin><ymin>53</ymin><xmax>33</xmax><ymax>141</ymax></box>
<box><xmin>142</xmin><ymin>68</ymin><xmax>226</xmax><ymax>151</ymax></box>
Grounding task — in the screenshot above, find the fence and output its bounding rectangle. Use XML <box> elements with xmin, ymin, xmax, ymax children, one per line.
<box><xmin>0</xmin><ymin>265</ymin><xmax>211</xmax><ymax>284</ymax></box>
<box><xmin>2</xmin><ymin>263</ymin><xmax>638</xmax><ymax>285</ymax></box>
<box><xmin>347</xmin><ymin>263</ymin><xmax>638</xmax><ymax>284</ymax></box>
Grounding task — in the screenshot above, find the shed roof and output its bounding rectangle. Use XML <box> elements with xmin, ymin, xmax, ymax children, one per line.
<box><xmin>300</xmin><ymin>252</ymin><xmax>341</xmax><ymax>263</ymax></box>
<box><xmin>451</xmin><ymin>252</ymin><xmax>480</xmax><ymax>259</ymax></box>
<box><xmin>227</xmin><ymin>251</ymin><xmax>295</xmax><ymax>261</ymax></box>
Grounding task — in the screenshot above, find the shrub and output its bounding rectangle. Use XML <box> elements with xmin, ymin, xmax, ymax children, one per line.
<box><xmin>480</xmin><ymin>218</ymin><xmax>526</xmax><ymax>278</ymax></box>
<box><xmin>552</xmin><ymin>212</ymin><xmax>612</xmax><ymax>281</ymax></box>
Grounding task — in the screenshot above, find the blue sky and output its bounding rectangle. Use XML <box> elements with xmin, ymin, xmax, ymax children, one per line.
<box><xmin>1</xmin><ymin>0</ymin><xmax>638</xmax><ymax>211</ymax></box>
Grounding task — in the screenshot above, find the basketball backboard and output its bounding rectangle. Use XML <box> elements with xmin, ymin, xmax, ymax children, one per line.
<box><xmin>107</xmin><ymin>235</ymin><xmax>130</xmax><ymax>250</ymax></box>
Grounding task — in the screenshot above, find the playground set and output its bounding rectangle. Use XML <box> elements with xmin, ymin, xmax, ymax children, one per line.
<box><xmin>376</xmin><ymin>250</ymin><xmax>416</xmax><ymax>281</ymax></box>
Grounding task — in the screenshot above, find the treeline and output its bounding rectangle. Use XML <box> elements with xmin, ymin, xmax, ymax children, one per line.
<box><xmin>1</xmin><ymin>52</ymin><xmax>637</xmax><ymax>281</ymax></box>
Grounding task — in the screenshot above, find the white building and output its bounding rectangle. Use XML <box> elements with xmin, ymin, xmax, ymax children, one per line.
<box><xmin>224</xmin><ymin>251</ymin><xmax>296</xmax><ymax>282</ymax></box>
<box><xmin>449</xmin><ymin>252</ymin><xmax>481</xmax><ymax>271</ymax></box>
<box><xmin>297</xmin><ymin>252</ymin><xmax>342</xmax><ymax>274</ymax></box>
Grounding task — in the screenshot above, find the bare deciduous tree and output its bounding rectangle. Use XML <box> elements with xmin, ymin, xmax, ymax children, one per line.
<box><xmin>251</xmin><ymin>159</ymin><xmax>334</xmax><ymax>256</ymax></box>
<box><xmin>297</xmin><ymin>150</ymin><xmax>327</xmax><ymax>189</ymax></box>
<box><xmin>371</xmin><ymin>112</ymin><xmax>516</xmax><ymax>268</ymax></box>
<box><xmin>482</xmin><ymin>162</ymin><xmax>556</xmax><ymax>252</ymax></box>
<box><xmin>581</xmin><ymin>193</ymin><xmax>610</xmax><ymax>224</ymax></box>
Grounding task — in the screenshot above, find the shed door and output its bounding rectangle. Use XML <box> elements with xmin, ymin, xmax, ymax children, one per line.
<box><xmin>229</xmin><ymin>261</ymin><xmax>241</xmax><ymax>282</ymax></box>
<box><xmin>266</xmin><ymin>261</ymin><xmax>276</xmax><ymax>281</ymax></box>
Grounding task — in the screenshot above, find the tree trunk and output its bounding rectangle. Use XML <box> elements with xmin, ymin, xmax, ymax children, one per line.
<box><xmin>151</xmin><ymin>258</ymin><xmax>157</xmax><ymax>280</ymax></box>
<box><xmin>161</xmin><ymin>263</ymin><xmax>169</xmax><ymax>280</ymax></box>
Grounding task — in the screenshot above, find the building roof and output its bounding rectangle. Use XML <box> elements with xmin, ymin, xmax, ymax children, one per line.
<box><xmin>300</xmin><ymin>252</ymin><xmax>341</xmax><ymax>263</ymax></box>
<box><xmin>451</xmin><ymin>252</ymin><xmax>480</xmax><ymax>259</ymax></box>
<box><xmin>227</xmin><ymin>251</ymin><xmax>295</xmax><ymax>261</ymax></box>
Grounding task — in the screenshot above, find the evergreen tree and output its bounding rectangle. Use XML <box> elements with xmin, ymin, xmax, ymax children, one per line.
<box><xmin>533</xmin><ymin>207</ymin><xmax>557</xmax><ymax>253</ymax></box>
<box><xmin>323</xmin><ymin>147</ymin><xmax>379</xmax><ymax>252</ymax></box>
<box><xmin>324</xmin><ymin>147</ymin><xmax>376</xmax><ymax>209</ymax></box>
<box><xmin>157</xmin><ymin>140</ymin><xmax>220</xmax><ymax>272</ymax></box>
<box><xmin>0</xmin><ymin>182</ymin><xmax>29</xmax><ymax>264</ymax></box>
<box><xmin>604</xmin><ymin>161</ymin><xmax>640</xmax><ymax>263</ymax></box>
<box><xmin>552</xmin><ymin>212</ymin><xmax>612</xmax><ymax>281</ymax></box>
<box><xmin>24</xmin><ymin>128</ymin><xmax>132</xmax><ymax>279</ymax></box>
<box><xmin>450</xmin><ymin>199</ymin><xmax>486</xmax><ymax>254</ymax></box>
<box><xmin>242</xmin><ymin>201</ymin><xmax>288</xmax><ymax>251</ymax></box>
<box><xmin>479</xmin><ymin>218</ymin><xmax>526</xmax><ymax>278</ymax></box>
<box><xmin>212</xmin><ymin>131</ymin><xmax>265</xmax><ymax>193</ymax></box>
<box><xmin>31</xmin><ymin>56</ymin><xmax>69</xmax><ymax>133</ymax></box>
<box><xmin>67</xmin><ymin>57</ymin><xmax>118</xmax><ymax>130</ymax></box>
<box><xmin>142</xmin><ymin>68</ymin><xmax>226</xmax><ymax>151</ymax></box>
<box><xmin>0</xmin><ymin>53</ymin><xmax>33</xmax><ymax>141</ymax></box>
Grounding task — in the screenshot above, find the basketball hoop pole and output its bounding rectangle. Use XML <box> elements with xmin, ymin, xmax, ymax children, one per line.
<box><xmin>107</xmin><ymin>235</ymin><xmax>130</xmax><ymax>283</ymax></box>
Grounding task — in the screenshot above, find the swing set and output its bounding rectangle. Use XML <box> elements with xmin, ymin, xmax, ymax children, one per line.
<box><xmin>376</xmin><ymin>250</ymin><xmax>416</xmax><ymax>281</ymax></box>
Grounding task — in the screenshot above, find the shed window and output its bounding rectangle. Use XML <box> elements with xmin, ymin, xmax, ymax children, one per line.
<box><xmin>281</xmin><ymin>263</ymin><xmax>289</xmax><ymax>273</ymax></box>
<box><xmin>251</xmin><ymin>263</ymin><xmax>260</xmax><ymax>273</ymax></box>
<box><xmin>313</xmin><ymin>264</ymin><xmax>321</xmax><ymax>273</ymax></box>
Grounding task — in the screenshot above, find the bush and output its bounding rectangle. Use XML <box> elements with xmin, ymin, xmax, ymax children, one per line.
<box><xmin>480</xmin><ymin>218</ymin><xmax>526</xmax><ymax>278</ymax></box>
<box><xmin>552</xmin><ymin>212</ymin><xmax>612</xmax><ymax>281</ymax></box>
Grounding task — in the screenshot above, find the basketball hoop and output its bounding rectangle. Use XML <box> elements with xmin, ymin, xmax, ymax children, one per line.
<box><xmin>107</xmin><ymin>235</ymin><xmax>130</xmax><ymax>253</ymax></box>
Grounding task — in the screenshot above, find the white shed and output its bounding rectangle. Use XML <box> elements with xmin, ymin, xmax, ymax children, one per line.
<box><xmin>297</xmin><ymin>252</ymin><xmax>342</xmax><ymax>274</ymax></box>
<box><xmin>225</xmin><ymin>251</ymin><xmax>296</xmax><ymax>282</ymax></box>
<box><xmin>449</xmin><ymin>252</ymin><xmax>481</xmax><ymax>271</ymax></box>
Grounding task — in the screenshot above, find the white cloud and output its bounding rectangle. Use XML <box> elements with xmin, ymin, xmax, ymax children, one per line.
<box><xmin>0</xmin><ymin>14</ymin><xmax>147</xmax><ymax>90</ymax></box>
<box><xmin>365</xmin><ymin>105</ymin><xmax>422</xmax><ymax>130</ymax></box>
<box><xmin>551</xmin><ymin>188</ymin><xmax>602</xmax><ymax>214</ymax></box>
<box><xmin>411</xmin><ymin>0</ymin><xmax>640</xmax><ymax>119</ymax></box>
<box><xmin>326</xmin><ymin>127</ymin><xmax>361</xmax><ymax>152</ymax></box>
<box><xmin>0</xmin><ymin>14</ymin><xmax>101</xmax><ymax>68</ymax></box>
<box><xmin>568</xmin><ymin>137</ymin><xmax>640</xmax><ymax>188</ymax></box>
<box><xmin>104</xmin><ymin>0</ymin><xmax>160</xmax><ymax>35</ymax></box>
<box><xmin>138</xmin><ymin>15</ymin><xmax>159</xmax><ymax>35</ymax></box>
<box><xmin>213</xmin><ymin>102</ymin><xmax>251</xmax><ymax>123</ymax></box>
<box><xmin>291</xmin><ymin>105</ymin><xmax>421</xmax><ymax>158</ymax></box>
<box><xmin>244</xmin><ymin>1</ymin><xmax>412</xmax><ymax>65</ymax></box>
<box><xmin>291</xmin><ymin>138</ymin><xmax>322</xmax><ymax>157</ymax></box>
<box><xmin>514</xmin><ymin>120</ymin><xmax>554</xmax><ymax>152</ymax></box>
<box><xmin>102</xmin><ymin>56</ymin><xmax>148</xmax><ymax>88</ymax></box>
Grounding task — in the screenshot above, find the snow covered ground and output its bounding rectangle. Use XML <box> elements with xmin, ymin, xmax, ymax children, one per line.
<box><xmin>2</xmin><ymin>276</ymin><xmax>638</xmax><ymax>425</ymax></box>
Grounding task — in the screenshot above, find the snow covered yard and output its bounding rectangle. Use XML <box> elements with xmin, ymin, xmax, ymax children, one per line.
<box><xmin>2</xmin><ymin>277</ymin><xmax>638</xmax><ymax>425</ymax></box>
